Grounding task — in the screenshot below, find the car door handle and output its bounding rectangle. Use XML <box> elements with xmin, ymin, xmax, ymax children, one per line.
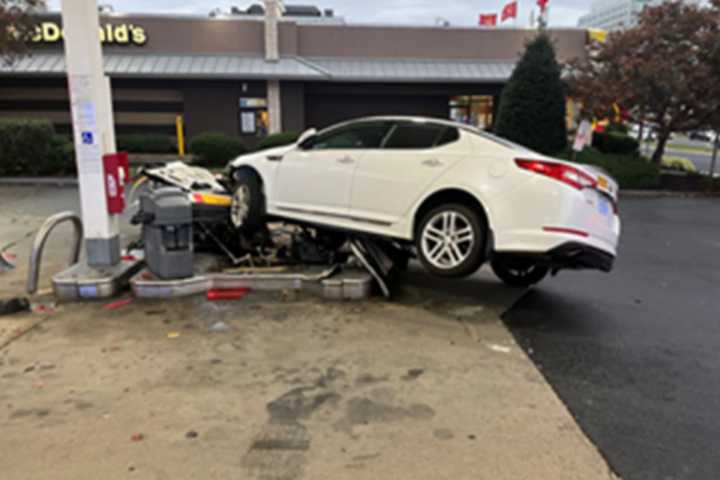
<box><xmin>337</xmin><ymin>156</ymin><xmax>354</xmax><ymax>164</ymax></box>
<box><xmin>266</xmin><ymin>154</ymin><xmax>283</xmax><ymax>162</ymax></box>
<box><xmin>422</xmin><ymin>158</ymin><xmax>443</xmax><ymax>167</ymax></box>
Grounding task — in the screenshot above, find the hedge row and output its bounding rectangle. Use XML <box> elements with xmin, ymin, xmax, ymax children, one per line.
<box><xmin>0</xmin><ymin>119</ymin><xmax>76</xmax><ymax>176</ymax></box>
<box><xmin>0</xmin><ymin>118</ymin><xmax>307</xmax><ymax>175</ymax></box>
<box><xmin>592</xmin><ymin>131</ymin><xmax>639</xmax><ymax>156</ymax></box>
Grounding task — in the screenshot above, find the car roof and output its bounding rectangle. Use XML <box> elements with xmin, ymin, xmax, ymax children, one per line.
<box><xmin>320</xmin><ymin>115</ymin><xmax>482</xmax><ymax>135</ymax></box>
<box><xmin>316</xmin><ymin>115</ymin><xmax>535</xmax><ymax>154</ymax></box>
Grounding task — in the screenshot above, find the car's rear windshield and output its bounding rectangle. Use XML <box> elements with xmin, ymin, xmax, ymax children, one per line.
<box><xmin>466</xmin><ymin>128</ymin><xmax>535</xmax><ymax>154</ymax></box>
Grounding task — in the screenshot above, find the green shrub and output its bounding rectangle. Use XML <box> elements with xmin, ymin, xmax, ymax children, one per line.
<box><xmin>559</xmin><ymin>147</ymin><xmax>660</xmax><ymax>189</ymax></box>
<box><xmin>189</xmin><ymin>132</ymin><xmax>247</xmax><ymax>167</ymax></box>
<box><xmin>495</xmin><ymin>34</ymin><xmax>568</xmax><ymax>155</ymax></box>
<box><xmin>592</xmin><ymin>132</ymin><xmax>639</xmax><ymax>156</ymax></box>
<box><xmin>41</xmin><ymin>135</ymin><xmax>76</xmax><ymax>176</ymax></box>
<box><xmin>0</xmin><ymin>118</ymin><xmax>55</xmax><ymax>176</ymax></box>
<box><xmin>117</xmin><ymin>134</ymin><xmax>175</xmax><ymax>154</ymax></box>
<box><xmin>256</xmin><ymin>131</ymin><xmax>300</xmax><ymax>151</ymax></box>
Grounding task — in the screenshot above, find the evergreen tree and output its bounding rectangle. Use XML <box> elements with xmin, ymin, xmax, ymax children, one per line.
<box><xmin>495</xmin><ymin>34</ymin><xmax>567</xmax><ymax>155</ymax></box>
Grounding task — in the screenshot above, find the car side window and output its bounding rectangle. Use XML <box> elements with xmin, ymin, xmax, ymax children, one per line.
<box><xmin>308</xmin><ymin>122</ymin><xmax>391</xmax><ymax>150</ymax></box>
<box><xmin>383</xmin><ymin>122</ymin><xmax>459</xmax><ymax>149</ymax></box>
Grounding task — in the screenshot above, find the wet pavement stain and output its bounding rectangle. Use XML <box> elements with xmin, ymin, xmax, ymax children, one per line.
<box><xmin>243</xmin><ymin>367</ymin><xmax>346</xmax><ymax>480</ymax></box>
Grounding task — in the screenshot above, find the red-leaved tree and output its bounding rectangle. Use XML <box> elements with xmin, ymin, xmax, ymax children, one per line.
<box><xmin>0</xmin><ymin>0</ymin><xmax>44</xmax><ymax>63</ymax></box>
<box><xmin>566</xmin><ymin>0</ymin><xmax>720</xmax><ymax>164</ymax></box>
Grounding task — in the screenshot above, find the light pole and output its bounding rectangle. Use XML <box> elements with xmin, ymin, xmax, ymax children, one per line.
<box><xmin>711</xmin><ymin>132</ymin><xmax>719</xmax><ymax>179</ymax></box>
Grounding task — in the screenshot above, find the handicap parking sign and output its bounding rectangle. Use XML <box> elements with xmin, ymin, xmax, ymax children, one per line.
<box><xmin>81</xmin><ymin>131</ymin><xmax>94</xmax><ymax>145</ymax></box>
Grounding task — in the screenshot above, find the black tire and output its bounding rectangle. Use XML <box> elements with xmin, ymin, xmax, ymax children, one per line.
<box><xmin>491</xmin><ymin>257</ymin><xmax>549</xmax><ymax>287</ymax></box>
<box><xmin>230</xmin><ymin>169</ymin><xmax>265</xmax><ymax>234</ymax></box>
<box><xmin>415</xmin><ymin>203</ymin><xmax>487</xmax><ymax>278</ymax></box>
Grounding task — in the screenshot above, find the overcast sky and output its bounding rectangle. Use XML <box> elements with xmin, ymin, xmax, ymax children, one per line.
<box><xmin>46</xmin><ymin>1</ymin><xmax>592</xmax><ymax>27</ymax></box>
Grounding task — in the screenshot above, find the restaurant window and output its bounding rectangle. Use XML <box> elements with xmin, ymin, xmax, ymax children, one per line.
<box><xmin>449</xmin><ymin>95</ymin><xmax>494</xmax><ymax>130</ymax></box>
<box><xmin>239</xmin><ymin>97</ymin><xmax>269</xmax><ymax>137</ymax></box>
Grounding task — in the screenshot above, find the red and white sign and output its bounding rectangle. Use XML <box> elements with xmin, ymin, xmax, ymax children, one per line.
<box><xmin>501</xmin><ymin>2</ymin><xmax>518</xmax><ymax>22</ymax></box>
<box><xmin>573</xmin><ymin>120</ymin><xmax>593</xmax><ymax>153</ymax></box>
<box><xmin>537</xmin><ymin>0</ymin><xmax>549</xmax><ymax>10</ymax></box>
<box><xmin>479</xmin><ymin>14</ymin><xmax>498</xmax><ymax>26</ymax></box>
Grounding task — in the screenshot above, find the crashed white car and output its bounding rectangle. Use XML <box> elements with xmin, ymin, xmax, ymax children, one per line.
<box><xmin>227</xmin><ymin>116</ymin><xmax>620</xmax><ymax>286</ymax></box>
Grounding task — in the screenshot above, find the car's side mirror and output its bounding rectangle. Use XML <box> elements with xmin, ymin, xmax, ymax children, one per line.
<box><xmin>297</xmin><ymin>128</ymin><xmax>318</xmax><ymax>150</ymax></box>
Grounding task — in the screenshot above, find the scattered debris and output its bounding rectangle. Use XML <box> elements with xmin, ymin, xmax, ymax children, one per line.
<box><xmin>33</xmin><ymin>303</ymin><xmax>56</xmax><ymax>316</ymax></box>
<box><xmin>209</xmin><ymin>358</ymin><xmax>223</xmax><ymax>365</ymax></box>
<box><xmin>207</xmin><ymin>288</ymin><xmax>250</xmax><ymax>301</ymax></box>
<box><xmin>487</xmin><ymin>343</ymin><xmax>511</xmax><ymax>354</ymax></box>
<box><xmin>0</xmin><ymin>251</ymin><xmax>16</xmax><ymax>272</ymax></box>
<box><xmin>0</xmin><ymin>297</ymin><xmax>31</xmax><ymax>316</ymax></box>
<box><xmin>185</xmin><ymin>430</ymin><xmax>199</xmax><ymax>439</ymax></box>
<box><xmin>402</xmin><ymin>368</ymin><xmax>425</xmax><ymax>381</ymax></box>
<box><xmin>103</xmin><ymin>298</ymin><xmax>134</xmax><ymax>311</ymax></box>
<box><xmin>167</xmin><ymin>332</ymin><xmax>181</xmax><ymax>339</ymax></box>
<box><xmin>130</xmin><ymin>433</ymin><xmax>145</xmax><ymax>442</ymax></box>
<box><xmin>208</xmin><ymin>321</ymin><xmax>231</xmax><ymax>333</ymax></box>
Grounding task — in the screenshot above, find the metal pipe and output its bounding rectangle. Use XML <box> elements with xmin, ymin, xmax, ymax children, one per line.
<box><xmin>711</xmin><ymin>132</ymin><xmax>719</xmax><ymax>179</ymax></box>
<box><xmin>26</xmin><ymin>212</ymin><xmax>83</xmax><ymax>295</ymax></box>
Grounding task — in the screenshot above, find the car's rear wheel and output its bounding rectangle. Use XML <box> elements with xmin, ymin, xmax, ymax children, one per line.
<box><xmin>491</xmin><ymin>257</ymin><xmax>549</xmax><ymax>287</ymax></box>
<box><xmin>230</xmin><ymin>169</ymin><xmax>265</xmax><ymax>233</ymax></box>
<box><xmin>416</xmin><ymin>204</ymin><xmax>486</xmax><ymax>278</ymax></box>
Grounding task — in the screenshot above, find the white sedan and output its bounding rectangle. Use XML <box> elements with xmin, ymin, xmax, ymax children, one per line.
<box><xmin>227</xmin><ymin>116</ymin><xmax>620</xmax><ymax>286</ymax></box>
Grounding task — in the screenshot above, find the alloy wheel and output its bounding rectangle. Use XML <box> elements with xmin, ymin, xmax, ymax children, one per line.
<box><xmin>420</xmin><ymin>210</ymin><xmax>475</xmax><ymax>270</ymax></box>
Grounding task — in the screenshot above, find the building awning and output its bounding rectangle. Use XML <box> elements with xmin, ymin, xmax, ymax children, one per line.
<box><xmin>0</xmin><ymin>53</ymin><xmax>326</xmax><ymax>80</ymax></box>
<box><xmin>304</xmin><ymin>57</ymin><xmax>516</xmax><ymax>83</ymax></box>
<box><xmin>0</xmin><ymin>52</ymin><xmax>516</xmax><ymax>83</ymax></box>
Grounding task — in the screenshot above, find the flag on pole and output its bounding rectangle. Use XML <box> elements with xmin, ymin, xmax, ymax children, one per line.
<box><xmin>479</xmin><ymin>14</ymin><xmax>498</xmax><ymax>26</ymax></box>
<box><xmin>501</xmin><ymin>1</ymin><xmax>518</xmax><ymax>22</ymax></box>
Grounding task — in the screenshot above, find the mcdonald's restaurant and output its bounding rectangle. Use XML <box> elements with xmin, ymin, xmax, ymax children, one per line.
<box><xmin>0</xmin><ymin>11</ymin><xmax>590</xmax><ymax>144</ymax></box>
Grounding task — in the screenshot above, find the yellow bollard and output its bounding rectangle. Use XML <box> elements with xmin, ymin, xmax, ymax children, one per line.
<box><xmin>176</xmin><ymin>115</ymin><xmax>185</xmax><ymax>156</ymax></box>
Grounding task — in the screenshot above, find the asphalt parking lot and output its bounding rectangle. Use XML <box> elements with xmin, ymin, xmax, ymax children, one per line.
<box><xmin>505</xmin><ymin>196</ymin><xmax>720</xmax><ymax>480</ymax></box>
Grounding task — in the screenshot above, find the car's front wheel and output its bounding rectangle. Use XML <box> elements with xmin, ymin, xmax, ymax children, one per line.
<box><xmin>490</xmin><ymin>257</ymin><xmax>549</xmax><ymax>287</ymax></box>
<box><xmin>416</xmin><ymin>204</ymin><xmax>486</xmax><ymax>278</ymax></box>
<box><xmin>230</xmin><ymin>169</ymin><xmax>265</xmax><ymax>233</ymax></box>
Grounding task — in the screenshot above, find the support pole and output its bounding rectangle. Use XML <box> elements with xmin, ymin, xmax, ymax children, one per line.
<box><xmin>264</xmin><ymin>0</ymin><xmax>284</xmax><ymax>134</ymax></box>
<box><xmin>61</xmin><ymin>0</ymin><xmax>120</xmax><ymax>266</ymax></box>
<box><xmin>711</xmin><ymin>132</ymin><xmax>719</xmax><ymax>179</ymax></box>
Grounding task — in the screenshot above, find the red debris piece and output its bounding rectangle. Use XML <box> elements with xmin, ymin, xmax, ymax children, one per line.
<box><xmin>131</xmin><ymin>433</ymin><xmax>145</xmax><ymax>442</ymax></box>
<box><xmin>103</xmin><ymin>298</ymin><xmax>134</xmax><ymax>311</ymax></box>
<box><xmin>206</xmin><ymin>288</ymin><xmax>251</xmax><ymax>301</ymax></box>
<box><xmin>121</xmin><ymin>255</ymin><xmax>137</xmax><ymax>262</ymax></box>
<box><xmin>33</xmin><ymin>304</ymin><xmax>56</xmax><ymax>315</ymax></box>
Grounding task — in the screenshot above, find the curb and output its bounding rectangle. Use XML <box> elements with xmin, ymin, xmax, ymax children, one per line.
<box><xmin>0</xmin><ymin>177</ymin><xmax>78</xmax><ymax>187</ymax></box>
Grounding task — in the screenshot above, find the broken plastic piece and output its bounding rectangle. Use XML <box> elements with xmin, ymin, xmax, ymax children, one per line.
<box><xmin>131</xmin><ymin>433</ymin><xmax>145</xmax><ymax>442</ymax></box>
<box><xmin>0</xmin><ymin>251</ymin><xmax>15</xmax><ymax>272</ymax></box>
<box><xmin>207</xmin><ymin>288</ymin><xmax>251</xmax><ymax>301</ymax></box>
<box><xmin>104</xmin><ymin>298</ymin><xmax>134</xmax><ymax>311</ymax></box>
<box><xmin>0</xmin><ymin>297</ymin><xmax>31</xmax><ymax>316</ymax></box>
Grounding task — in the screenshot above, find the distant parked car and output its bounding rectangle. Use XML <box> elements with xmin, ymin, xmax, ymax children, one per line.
<box><xmin>689</xmin><ymin>131</ymin><xmax>713</xmax><ymax>142</ymax></box>
<box><xmin>227</xmin><ymin>116</ymin><xmax>621</xmax><ymax>286</ymax></box>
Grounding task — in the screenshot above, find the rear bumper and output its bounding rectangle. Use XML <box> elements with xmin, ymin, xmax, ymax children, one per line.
<box><xmin>494</xmin><ymin>242</ymin><xmax>615</xmax><ymax>273</ymax></box>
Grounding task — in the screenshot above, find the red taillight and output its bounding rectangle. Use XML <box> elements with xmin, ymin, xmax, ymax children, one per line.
<box><xmin>515</xmin><ymin>159</ymin><xmax>597</xmax><ymax>190</ymax></box>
